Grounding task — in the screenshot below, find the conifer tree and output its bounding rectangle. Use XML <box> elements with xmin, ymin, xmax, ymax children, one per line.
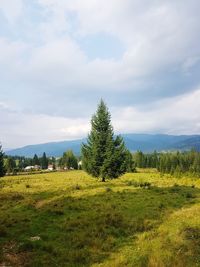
<box><xmin>193</xmin><ymin>153</ymin><xmax>200</xmax><ymax>173</ymax></box>
<box><xmin>41</xmin><ymin>152</ymin><xmax>48</xmax><ymax>169</ymax></box>
<box><xmin>33</xmin><ymin>154</ymin><xmax>40</xmax><ymax>165</ymax></box>
<box><xmin>82</xmin><ymin>100</ymin><xmax>131</xmax><ymax>181</ymax></box>
<box><xmin>0</xmin><ymin>144</ymin><xmax>6</xmax><ymax>177</ymax></box>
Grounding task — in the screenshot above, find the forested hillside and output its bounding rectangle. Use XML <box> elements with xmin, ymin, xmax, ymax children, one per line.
<box><xmin>7</xmin><ymin>134</ymin><xmax>200</xmax><ymax>157</ymax></box>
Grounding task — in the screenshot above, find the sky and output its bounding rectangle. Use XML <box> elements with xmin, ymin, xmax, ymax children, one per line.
<box><xmin>0</xmin><ymin>0</ymin><xmax>200</xmax><ymax>149</ymax></box>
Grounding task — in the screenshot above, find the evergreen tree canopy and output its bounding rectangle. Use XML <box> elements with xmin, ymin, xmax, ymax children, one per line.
<box><xmin>40</xmin><ymin>152</ymin><xmax>48</xmax><ymax>169</ymax></box>
<box><xmin>0</xmin><ymin>145</ymin><xmax>6</xmax><ymax>177</ymax></box>
<box><xmin>33</xmin><ymin>154</ymin><xmax>40</xmax><ymax>165</ymax></box>
<box><xmin>132</xmin><ymin>149</ymin><xmax>200</xmax><ymax>177</ymax></box>
<box><xmin>82</xmin><ymin>100</ymin><xmax>133</xmax><ymax>181</ymax></box>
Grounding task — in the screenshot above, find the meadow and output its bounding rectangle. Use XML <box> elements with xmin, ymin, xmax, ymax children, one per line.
<box><xmin>0</xmin><ymin>170</ymin><xmax>200</xmax><ymax>267</ymax></box>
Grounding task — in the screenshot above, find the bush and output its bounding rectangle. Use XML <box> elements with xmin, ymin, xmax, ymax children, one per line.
<box><xmin>105</xmin><ymin>187</ymin><xmax>112</xmax><ymax>192</ymax></box>
<box><xmin>11</xmin><ymin>193</ymin><xmax>24</xmax><ymax>201</ymax></box>
<box><xmin>73</xmin><ymin>184</ymin><xmax>81</xmax><ymax>190</ymax></box>
<box><xmin>186</xmin><ymin>192</ymin><xmax>194</xmax><ymax>199</ymax></box>
<box><xmin>158</xmin><ymin>203</ymin><xmax>165</xmax><ymax>209</ymax></box>
<box><xmin>0</xmin><ymin>225</ymin><xmax>8</xmax><ymax>237</ymax></box>
<box><xmin>139</xmin><ymin>182</ymin><xmax>151</xmax><ymax>188</ymax></box>
<box><xmin>126</xmin><ymin>181</ymin><xmax>151</xmax><ymax>188</ymax></box>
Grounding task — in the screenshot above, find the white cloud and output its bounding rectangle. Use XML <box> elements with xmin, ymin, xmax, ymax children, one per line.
<box><xmin>37</xmin><ymin>0</ymin><xmax>200</xmax><ymax>75</ymax></box>
<box><xmin>0</xmin><ymin>0</ymin><xmax>199</xmax><ymax>94</ymax></box>
<box><xmin>0</xmin><ymin>1</ymin><xmax>200</xmax><ymax>148</ymax></box>
<box><xmin>27</xmin><ymin>38</ymin><xmax>87</xmax><ymax>87</ymax></box>
<box><xmin>0</xmin><ymin>104</ymin><xmax>89</xmax><ymax>148</ymax></box>
<box><xmin>1</xmin><ymin>88</ymin><xmax>200</xmax><ymax>148</ymax></box>
<box><xmin>113</xmin><ymin>88</ymin><xmax>200</xmax><ymax>135</ymax></box>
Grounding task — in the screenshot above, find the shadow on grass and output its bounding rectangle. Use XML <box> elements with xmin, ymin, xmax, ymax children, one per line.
<box><xmin>0</xmin><ymin>184</ymin><xmax>199</xmax><ymax>267</ymax></box>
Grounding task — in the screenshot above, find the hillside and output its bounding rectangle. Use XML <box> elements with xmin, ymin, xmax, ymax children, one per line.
<box><xmin>0</xmin><ymin>170</ymin><xmax>199</xmax><ymax>266</ymax></box>
<box><xmin>6</xmin><ymin>134</ymin><xmax>200</xmax><ymax>157</ymax></box>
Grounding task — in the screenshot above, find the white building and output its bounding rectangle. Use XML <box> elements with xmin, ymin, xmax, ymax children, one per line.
<box><xmin>24</xmin><ymin>166</ymin><xmax>35</xmax><ymax>171</ymax></box>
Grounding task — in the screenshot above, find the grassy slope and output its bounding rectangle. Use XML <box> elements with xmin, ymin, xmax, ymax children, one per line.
<box><xmin>0</xmin><ymin>170</ymin><xmax>199</xmax><ymax>267</ymax></box>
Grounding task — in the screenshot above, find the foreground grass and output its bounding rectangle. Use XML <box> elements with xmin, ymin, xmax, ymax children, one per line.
<box><xmin>0</xmin><ymin>170</ymin><xmax>199</xmax><ymax>266</ymax></box>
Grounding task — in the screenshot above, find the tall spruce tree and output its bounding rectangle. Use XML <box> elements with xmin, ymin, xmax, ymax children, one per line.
<box><xmin>82</xmin><ymin>100</ymin><xmax>131</xmax><ymax>181</ymax></box>
<box><xmin>33</xmin><ymin>154</ymin><xmax>40</xmax><ymax>165</ymax></box>
<box><xmin>0</xmin><ymin>144</ymin><xmax>6</xmax><ymax>177</ymax></box>
<box><xmin>41</xmin><ymin>152</ymin><xmax>48</xmax><ymax>169</ymax></box>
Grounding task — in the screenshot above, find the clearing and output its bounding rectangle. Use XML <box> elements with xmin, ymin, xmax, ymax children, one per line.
<box><xmin>0</xmin><ymin>170</ymin><xmax>200</xmax><ymax>266</ymax></box>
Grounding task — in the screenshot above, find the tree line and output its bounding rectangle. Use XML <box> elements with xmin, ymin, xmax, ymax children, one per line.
<box><xmin>133</xmin><ymin>150</ymin><xmax>200</xmax><ymax>176</ymax></box>
<box><xmin>0</xmin><ymin>146</ymin><xmax>79</xmax><ymax>176</ymax></box>
<box><xmin>2</xmin><ymin>152</ymin><xmax>52</xmax><ymax>174</ymax></box>
<box><xmin>1</xmin><ymin>100</ymin><xmax>199</xmax><ymax>179</ymax></box>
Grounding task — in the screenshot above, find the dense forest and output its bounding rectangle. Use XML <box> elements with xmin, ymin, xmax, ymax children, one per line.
<box><xmin>133</xmin><ymin>150</ymin><xmax>200</xmax><ymax>176</ymax></box>
<box><xmin>1</xmin><ymin>146</ymin><xmax>200</xmax><ymax>177</ymax></box>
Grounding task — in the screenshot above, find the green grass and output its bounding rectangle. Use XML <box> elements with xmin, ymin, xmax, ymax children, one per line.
<box><xmin>0</xmin><ymin>170</ymin><xmax>200</xmax><ymax>266</ymax></box>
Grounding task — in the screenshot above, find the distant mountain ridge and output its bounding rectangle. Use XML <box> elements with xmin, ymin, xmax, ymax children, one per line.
<box><xmin>6</xmin><ymin>134</ymin><xmax>200</xmax><ymax>157</ymax></box>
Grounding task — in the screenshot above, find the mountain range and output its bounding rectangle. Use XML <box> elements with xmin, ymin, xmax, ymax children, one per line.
<box><xmin>6</xmin><ymin>134</ymin><xmax>200</xmax><ymax>157</ymax></box>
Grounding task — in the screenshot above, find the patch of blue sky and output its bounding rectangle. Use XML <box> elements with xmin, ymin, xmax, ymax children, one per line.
<box><xmin>0</xmin><ymin>1</ymin><xmax>45</xmax><ymax>44</ymax></box>
<box><xmin>16</xmin><ymin>1</ymin><xmax>46</xmax><ymax>44</ymax></box>
<box><xmin>78</xmin><ymin>32</ymin><xmax>125</xmax><ymax>60</ymax></box>
<box><xmin>66</xmin><ymin>11</ymin><xmax>80</xmax><ymax>36</ymax></box>
<box><xmin>0</xmin><ymin>11</ymin><xmax>14</xmax><ymax>38</ymax></box>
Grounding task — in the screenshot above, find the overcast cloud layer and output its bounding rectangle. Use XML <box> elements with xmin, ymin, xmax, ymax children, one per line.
<box><xmin>0</xmin><ymin>0</ymin><xmax>200</xmax><ymax>149</ymax></box>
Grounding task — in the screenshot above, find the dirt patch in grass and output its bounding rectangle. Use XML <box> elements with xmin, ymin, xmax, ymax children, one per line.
<box><xmin>1</xmin><ymin>241</ymin><xmax>31</xmax><ymax>267</ymax></box>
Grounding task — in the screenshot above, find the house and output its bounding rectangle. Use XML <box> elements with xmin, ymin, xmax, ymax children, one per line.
<box><xmin>24</xmin><ymin>165</ymin><xmax>41</xmax><ymax>171</ymax></box>
<box><xmin>24</xmin><ymin>166</ymin><xmax>34</xmax><ymax>171</ymax></box>
<box><xmin>48</xmin><ymin>164</ymin><xmax>54</xmax><ymax>171</ymax></box>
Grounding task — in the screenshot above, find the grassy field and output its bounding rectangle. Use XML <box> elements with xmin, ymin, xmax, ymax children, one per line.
<box><xmin>0</xmin><ymin>170</ymin><xmax>200</xmax><ymax>267</ymax></box>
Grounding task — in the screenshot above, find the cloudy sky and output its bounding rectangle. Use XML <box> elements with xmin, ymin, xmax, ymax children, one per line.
<box><xmin>0</xmin><ymin>0</ymin><xmax>200</xmax><ymax>149</ymax></box>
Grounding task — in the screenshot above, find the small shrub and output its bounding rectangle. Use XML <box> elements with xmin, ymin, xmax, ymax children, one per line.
<box><xmin>129</xmin><ymin>218</ymin><xmax>153</xmax><ymax>232</ymax></box>
<box><xmin>139</xmin><ymin>182</ymin><xmax>151</xmax><ymax>188</ymax></box>
<box><xmin>42</xmin><ymin>243</ymin><xmax>57</xmax><ymax>255</ymax></box>
<box><xmin>127</xmin><ymin>181</ymin><xmax>133</xmax><ymax>186</ymax></box>
<box><xmin>67</xmin><ymin>248</ymin><xmax>90</xmax><ymax>265</ymax></box>
<box><xmin>11</xmin><ymin>193</ymin><xmax>24</xmax><ymax>201</ymax></box>
<box><xmin>144</xmin><ymin>182</ymin><xmax>151</xmax><ymax>188</ymax></box>
<box><xmin>105</xmin><ymin>212</ymin><xmax>125</xmax><ymax>229</ymax></box>
<box><xmin>54</xmin><ymin>210</ymin><xmax>64</xmax><ymax>215</ymax></box>
<box><xmin>186</xmin><ymin>192</ymin><xmax>194</xmax><ymax>199</ymax></box>
<box><xmin>184</xmin><ymin>227</ymin><xmax>200</xmax><ymax>241</ymax></box>
<box><xmin>48</xmin><ymin>209</ymin><xmax>64</xmax><ymax>216</ymax></box>
<box><xmin>18</xmin><ymin>240</ymin><xmax>35</xmax><ymax>252</ymax></box>
<box><xmin>105</xmin><ymin>187</ymin><xmax>112</xmax><ymax>192</ymax></box>
<box><xmin>126</xmin><ymin>181</ymin><xmax>142</xmax><ymax>187</ymax></box>
<box><xmin>0</xmin><ymin>226</ymin><xmax>8</xmax><ymax>237</ymax></box>
<box><xmin>73</xmin><ymin>184</ymin><xmax>81</xmax><ymax>190</ymax></box>
<box><xmin>158</xmin><ymin>203</ymin><xmax>165</xmax><ymax>209</ymax></box>
<box><xmin>170</xmin><ymin>184</ymin><xmax>181</xmax><ymax>193</ymax></box>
